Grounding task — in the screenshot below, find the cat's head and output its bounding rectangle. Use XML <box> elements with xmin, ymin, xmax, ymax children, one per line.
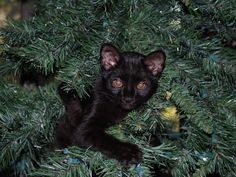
<box><xmin>100</xmin><ymin>43</ymin><xmax>166</xmax><ymax>110</ymax></box>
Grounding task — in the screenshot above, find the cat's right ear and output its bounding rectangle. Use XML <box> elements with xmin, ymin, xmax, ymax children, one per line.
<box><xmin>100</xmin><ymin>43</ymin><xmax>121</xmax><ymax>70</ymax></box>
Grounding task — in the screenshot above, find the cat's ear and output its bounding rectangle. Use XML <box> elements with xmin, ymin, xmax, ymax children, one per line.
<box><xmin>100</xmin><ymin>43</ymin><xmax>121</xmax><ymax>70</ymax></box>
<box><xmin>144</xmin><ymin>50</ymin><xmax>166</xmax><ymax>76</ymax></box>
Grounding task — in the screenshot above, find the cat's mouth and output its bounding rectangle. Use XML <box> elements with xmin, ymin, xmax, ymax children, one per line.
<box><xmin>120</xmin><ymin>97</ymin><xmax>137</xmax><ymax>110</ymax></box>
<box><xmin>120</xmin><ymin>102</ymin><xmax>136</xmax><ymax>110</ymax></box>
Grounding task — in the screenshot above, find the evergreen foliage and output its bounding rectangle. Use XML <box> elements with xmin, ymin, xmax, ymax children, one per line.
<box><xmin>0</xmin><ymin>0</ymin><xmax>235</xmax><ymax>176</ymax></box>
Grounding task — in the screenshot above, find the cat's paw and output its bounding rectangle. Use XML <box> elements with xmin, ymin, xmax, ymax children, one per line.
<box><xmin>58</xmin><ymin>83</ymin><xmax>78</xmax><ymax>102</ymax></box>
<box><xmin>116</xmin><ymin>143</ymin><xmax>143</xmax><ymax>166</ymax></box>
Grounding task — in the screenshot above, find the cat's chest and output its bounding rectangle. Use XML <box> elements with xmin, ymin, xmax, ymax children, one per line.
<box><xmin>111</xmin><ymin>113</ymin><xmax>127</xmax><ymax>123</ymax></box>
<box><xmin>93</xmin><ymin>104</ymin><xmax>128</xmax><ymax>124</ymax></box>
<box><xmin>91</xmin><ymin>96</ymin><xmax>129</xmax><ymax>124</ymax></box>
<box><xmin>109</xmin><ymin>109</ymin><xmax>128</xmax><ymax>123</ymax></box>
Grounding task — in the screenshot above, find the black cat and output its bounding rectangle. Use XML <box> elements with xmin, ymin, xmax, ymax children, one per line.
<box><xmin>56</xmin><ymin>43</ymin><xmax>166</xmax><ymax>165</ymax></box>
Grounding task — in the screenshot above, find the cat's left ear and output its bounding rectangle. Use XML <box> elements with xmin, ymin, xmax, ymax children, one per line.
<box><xmin>100</xmin><ymin>43</ymin><xmax>121</xmax><ymax>71</ymax></box>
<box><xmin>144</xmin><ymin>50</ymin><xmax>166</xmax><ymax>76</ymax></box>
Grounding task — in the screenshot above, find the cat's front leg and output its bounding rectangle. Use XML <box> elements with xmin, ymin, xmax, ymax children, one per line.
<box><xmin>72</xmin><ymin>121</ymin><xmax>143</xmax><ymax>165</ymax></box>
<box><xmin>56</xmin><ymin>83</ymin><xmax>84</xmax><ymax>148</ymax></box>
<box><xmin>114</xmin><ymin>141</ymin><xmax>143</xmax><ymax>166</ymax></box>
<box><xmin>57</xmin><ymin>82</ymin><xmax>83</xmax><ymax>126</ymax></box>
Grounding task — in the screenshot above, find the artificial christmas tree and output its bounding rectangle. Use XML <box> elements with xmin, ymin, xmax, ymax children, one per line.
<box><xmin>0</xmin><ymin>0</ymin><xmax>235</xmax><ymax>177</ymax></box>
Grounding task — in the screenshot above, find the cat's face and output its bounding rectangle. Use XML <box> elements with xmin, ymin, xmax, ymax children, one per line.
<box><xmin>100</xmin><ymin>44</ymin><xmax>166</xmax><ymax>110</ymax></box>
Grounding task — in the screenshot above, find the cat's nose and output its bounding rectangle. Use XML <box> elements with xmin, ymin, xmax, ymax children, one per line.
<box><xmin>122</xmin><ymin>97</ymin><xmax>134</xmax><ymax>104</ymax></box>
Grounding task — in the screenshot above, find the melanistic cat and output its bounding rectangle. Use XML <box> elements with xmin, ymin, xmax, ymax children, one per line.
<box><xmin>56</xmin><ymin>43</ymin><xmax>166</xmax><ymax>165</ymax></box>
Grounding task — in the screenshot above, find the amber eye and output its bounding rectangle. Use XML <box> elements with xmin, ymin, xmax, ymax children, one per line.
<box><xmin>112</xmin><ymin>79</ymin><xmax>123</xmax><ymax>88</ymax></box>
<box><xmin>137</xmin><ymin>81</ymin><xmax>147</xmax><ymax>90</ymax></box>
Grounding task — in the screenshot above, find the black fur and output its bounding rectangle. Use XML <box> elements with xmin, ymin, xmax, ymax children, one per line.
<box><xmin>56</xmin><ymin>43</ymin><xmax>166</xmax><ymax>165</ymax></box>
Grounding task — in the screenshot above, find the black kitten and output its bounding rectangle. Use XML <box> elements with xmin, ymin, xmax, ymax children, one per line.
<box><xmin>56</xmin><ymin>43</ymin><xmax>166</xmax><ymax>165</ymax></box>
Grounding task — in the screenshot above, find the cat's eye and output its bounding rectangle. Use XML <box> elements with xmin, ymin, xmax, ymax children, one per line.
<box><xmin>137</xmin><ymin>81</ymin><xmax>147</xmax><ymax>90</ymax></box>
<box><xmin>112</xmin><ymin>79</ymin><xmax>123</xmax><ymax>88</ymax></box>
